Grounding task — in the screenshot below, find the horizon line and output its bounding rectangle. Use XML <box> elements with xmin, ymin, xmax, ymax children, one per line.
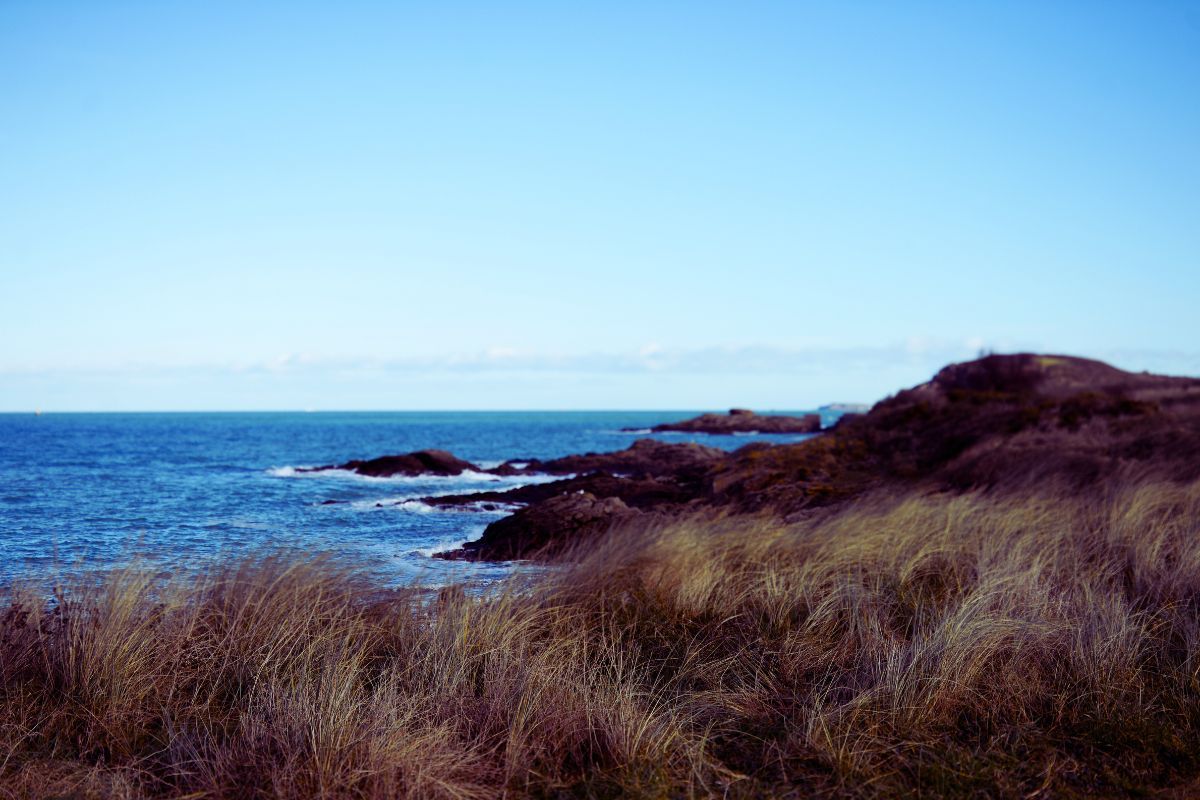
<box><xmin>0</xmin><ymin>406</ymin><xmax>854</xmax><ymax>415</ymax></box>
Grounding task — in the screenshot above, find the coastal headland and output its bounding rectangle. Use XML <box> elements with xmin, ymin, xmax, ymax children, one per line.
<box><xmin>624</xmin><ymin>408</ymin><xmax>822</xmax><ymax>434</ymax></box>
<box><xmin>303</xmin><ymin>353</ymin><xmax>1200</xmax><ymax>561</ymax></box>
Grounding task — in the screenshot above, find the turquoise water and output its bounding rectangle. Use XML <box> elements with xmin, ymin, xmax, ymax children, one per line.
<box><xmin>0</xmin><ymin>411</ymin><xmax>826</xmax><ymax>585</ymax></box>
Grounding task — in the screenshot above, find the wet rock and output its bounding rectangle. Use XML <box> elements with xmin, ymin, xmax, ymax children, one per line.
<box><xmin>300</xmin><ymin>449</ymin><xmax>479</xmax><ymax>477</ymax></box>
<box><xmin>424</xmin><ymin>471</ymin><xmax>695</xmax><ymax>511</ymax></box>
<box><xmin>435</xmin><ymin>492</ymin><xmax>642</xmax><ymax>561</ymax></box>
<box><xmin>501</xmin><ymin>439</ymin><xmax>724</xmax><ymax>478</ymax></box>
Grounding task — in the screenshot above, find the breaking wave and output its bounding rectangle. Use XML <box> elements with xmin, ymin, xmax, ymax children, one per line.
<box><xmin>347</xmin><ymin>497</ymin><xmax>523</xmax><ymax>515</ymax></box>
<box><xmin>267</xmin><ymin>466</ymin><xmax>562</xmax><ymax>487</ymax></box>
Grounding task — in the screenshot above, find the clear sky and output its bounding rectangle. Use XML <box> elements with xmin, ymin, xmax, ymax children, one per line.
<box><xmin>2</xmin><ymin>1</ymin><xmax>1197</xmax><ymax>410</ymax></box>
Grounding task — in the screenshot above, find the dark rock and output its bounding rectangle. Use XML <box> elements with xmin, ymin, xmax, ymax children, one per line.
<box><xmin>300</xmin><ymin>449</ymin><xmax>478</xmax><ymax>478</ymax></box>
<box><xmin>634</xmin><ymin>410</ymin><xmax>821</xmax><ymax>435</ymax></box>
<box><xmin>424</xmin><ymin>471</ymin><xmax>694</xmax><ymax>512</ymax></box>
<box><xmin>435</xmin><ymin>492</ymin><xmax>643</xmax><ymax>561</ymax></box>
<box><xmin>708</xmin><ymin>353</ymin><xmax>1200</xmax><ymax>514</ymax></box>
<box><xmin>829</xmin><ymin>412</ymin><xmax>863</xmax><ymax>429</ymax></box>
<box><xmin>503</xmin><ymin>438</ymin><xmax>724</xmax><ymax>478</ymax></box>
<box><xmin>320</xmin><ymin>353</ymin><xmax>1200</xmax><ymax>565</ymax></box>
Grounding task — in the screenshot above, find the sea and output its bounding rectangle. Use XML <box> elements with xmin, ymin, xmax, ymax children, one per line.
<box><xmin>0</xmin><ymin>411</ymin><xmax>831</xmax><ymax>586</ymax></box>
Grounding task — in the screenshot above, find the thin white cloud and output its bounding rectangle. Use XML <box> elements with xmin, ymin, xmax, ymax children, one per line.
<box><xmin>3</xmin><ymin>342</ymin><xmax>1197</xmax><ymax>380</ymax></box>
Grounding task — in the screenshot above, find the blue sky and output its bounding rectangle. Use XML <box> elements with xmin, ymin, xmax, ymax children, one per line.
<box><xmin>2</xmin><ymin>1</ymin><xmax>1197</xmax><ymax>410</ymax></box>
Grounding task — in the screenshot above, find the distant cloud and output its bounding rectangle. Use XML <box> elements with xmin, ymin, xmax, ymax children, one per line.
<box><xmin>5</xmin><ymin>340</ymin><xmax>1196</xmax><ymax>380</ymax></box>
<box><xmin>203</xmin><ymin>341</ymin><xmax>997</xmax><ymax>377</ymax></box>
<box><xmin>5</xmin><ymin>342</ymin><xmax>1198</xmax><ymax>412</ymax></box>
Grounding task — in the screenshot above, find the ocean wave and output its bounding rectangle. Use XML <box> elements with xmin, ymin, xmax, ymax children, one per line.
<box><xmin>348</xmin><ymin>497</ymin><xmax>523</xmax><ymax>515</ymax></box>
<box><xmin>267</xmin><ymin>466</ymin><xmax>561</xmax><ymax>486</ymax></box>
<box><xmin>411</xmin><ymin>537</ymin><xmax>471</xmax><ymax>557</ymax></box>
<box><xmin>346</xmin><ymin>498</ymin><xmax>434</xmax><ymax>513</ymax></box>
<box><xmin>266</xmin><ymin>465</ymin><xmax>306</xmax><ymax>477</ymax></box>
<box><xmin>438</xmin><ymin>500</ymin><xmax>524</xmax><ymax>514</ymax></box>
<box><xmin>200</xmin><ymin>518</ymin><xmax>270</xmax><ymax>530</ymax></box>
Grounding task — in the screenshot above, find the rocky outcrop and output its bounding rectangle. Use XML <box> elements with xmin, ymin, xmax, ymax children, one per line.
<box><xmin>308</xmin><ymin>440</ymin><xmax>724</xmax><ymax>481</ymax></box>
<box><xmin>425</xmin><ymin>448</ymin><xmax>718</xmax><ymax>561</ymax></box>
<box><xmin>457</xmin><ymin>354</ymin><xmax>1200</xmax><ymax>560</ymax></box>
<box><xmin>424</xmin><ymin>471</ymin><xmax>696</xmax><ymax>511</ymax></box>
<box><xmin>708</xmin><ymin>353</ymin><xmax>1200</xmax><ymax>514</ymax></box>
<box><xmin>300</xmin><ymin>449</ymin><xmax>479</xmax><ymax>477</ymax></box>
<box><xmin>499</xmin><ymin>439</ymin><xmax>725</xmax><ymax>478</ymax></box>
<box><xmin>435</xmin><ymin>492</ymin><xmax>644</xmax><ymax>561</ymax></box>
<box><xmin>317</xmin><ymin>354</ymin><xmax>1200</xmax><ymax>564</ymax></box>
<box><xmin>633</xmin><ymin>409</ymin><xmax>821</xmax><ymax>434</ymax></box>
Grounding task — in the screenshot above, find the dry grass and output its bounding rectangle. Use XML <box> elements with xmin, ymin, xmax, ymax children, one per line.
<box><xmin>3</xmin><ymin>480</ymin><xmax>1200</xmax><ymax>798</ymax></box>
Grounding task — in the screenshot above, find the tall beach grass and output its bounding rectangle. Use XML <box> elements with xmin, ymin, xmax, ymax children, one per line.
<box><xmin>2</xmin><ymin>479</ymin><xmax>1199</xmax><ymax>797</ymax></box>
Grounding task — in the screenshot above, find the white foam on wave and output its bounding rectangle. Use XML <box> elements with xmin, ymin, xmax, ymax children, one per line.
<box><xmin>267</xmin><ymin>466</ymin><xmax>563</xmax><ymax>487</ymax></box>
<box><xmin>348</xmin><ymin>498</ymin><xmax>435</xmax><ymax>513</ymax></box>
<box><xmin>411</xmin><ymin>537</ymin><xmax>471</xmax><ymax>557</ymax></box>
<box><xmin>395</xmin><ymin>499</ymin><xmax>437</xmax><ymax>514</ymax></box>
<box><xmin>348</xmin><ymin>497</ymin><xmax>523</xmax><ymax>515</ymax></box>
<box><xmin>442</xmin><ymin>500</ymin><xmax>523</xmax><ymax>514</ymax></box>
<box><xmin>267</xmin><ymin>465</ymin><xmax>304</xmax><ymax>477</ymax></box>
<box><xmin>409</xmin><ymin>523</ymin><xmax>493</xmax><ymax>558</ymax></box>
<box><xmin>347</xmin><ymin>494</ymin><xmax>417</xmax><ymax>510</ymax></box>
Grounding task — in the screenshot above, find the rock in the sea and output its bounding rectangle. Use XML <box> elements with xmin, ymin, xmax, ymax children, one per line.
<box><xmin>636</xmin><ymin>410</ymin><xmax>821</xmax><ymax>435</ymax></box>
<box><xmin>436</xmin><ymin>491</ymin><xmax>642</xmax><ymax>561</ymax></box>
<box><xmin>303</xmin><ymin>353</ymin><xmax>1200</xmax><ymax>567</ymax></box>
<box><xmin>300</xmin><ymin>449</ymin><xmax>479</xmax><ymax>477</ymax></box>
<box><xmin>425</xmin><ymin>471</ymin><xmax>696</xmax><ymax>511</ymax></box>
<box><xmin>497</xmin><ymin>438</ymin><xmax>725</xmax><ymax>478</ymax></box>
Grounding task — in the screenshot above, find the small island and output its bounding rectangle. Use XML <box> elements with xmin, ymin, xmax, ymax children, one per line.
<box><xmin>627</xmin><ymin>407</ymin><xmax>822</xmax><ymax>434</ymax></box>
<box><xmin>819</xmin><ymin>402</ymin><xmax>871</xmax><ymax>414</ymax></box>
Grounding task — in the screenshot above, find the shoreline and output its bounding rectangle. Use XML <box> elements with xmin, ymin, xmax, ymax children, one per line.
<box><xmin>300</xmin><ymin>353</ymin><xmax>1200</xmax><ymax>562</ymax></box>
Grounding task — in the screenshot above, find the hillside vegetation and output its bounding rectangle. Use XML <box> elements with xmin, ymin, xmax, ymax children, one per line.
<box><xmin>2</xmin><ymin>479</ymin><xmax>1200</xmax><ymax>798</ymax></box>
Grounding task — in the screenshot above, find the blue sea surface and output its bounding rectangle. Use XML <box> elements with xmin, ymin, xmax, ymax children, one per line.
<box><xmin>0</xmin><ymin>411</ymin><xmax>827</xmax><ymax>585</ymax></box>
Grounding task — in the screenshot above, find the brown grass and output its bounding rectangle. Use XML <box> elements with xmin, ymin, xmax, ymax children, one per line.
<box><xmin>3</xmin><ymin>480</ymin><xmax>1200</xmax><ymax>798</ymax></box>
